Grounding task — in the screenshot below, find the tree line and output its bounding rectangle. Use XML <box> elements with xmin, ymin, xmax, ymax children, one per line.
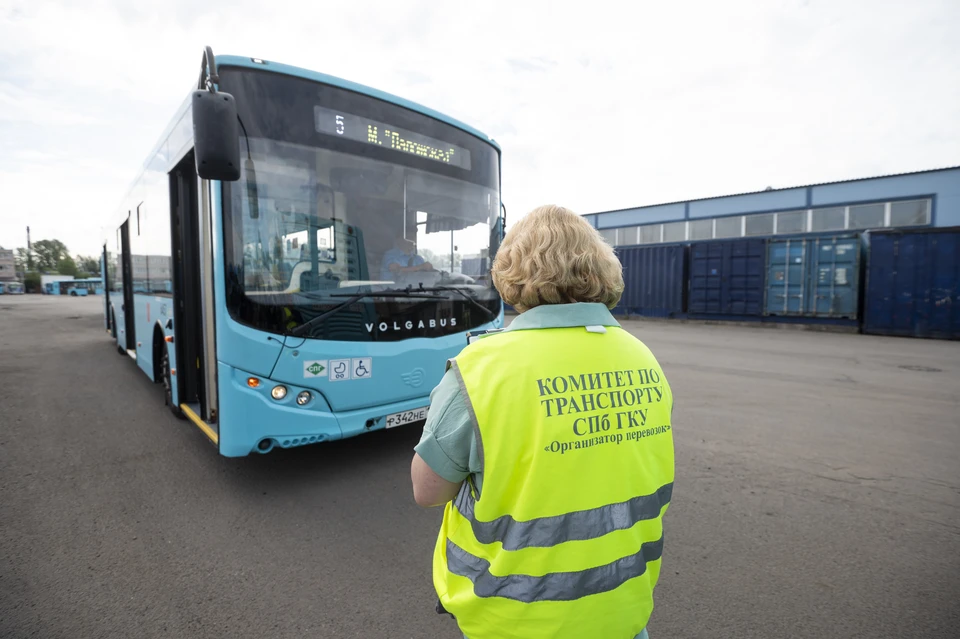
<box><xmin>10</xmin><ymin>239</ymin><xmax>100</xmax><ymax>292</ymax></box>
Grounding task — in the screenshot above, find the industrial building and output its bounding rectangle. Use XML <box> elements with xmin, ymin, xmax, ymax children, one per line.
<box><xmin>586</xmin><ymin>166</ymin><xmax>959</xmax><ymax>245</ymax></box>
<box><xmin>0</xmin><ymin>247</ymin><xmax>16</xmax><ymax>282</ymax></box>
<box><xmin>582</xmin><ymin>167</ymin><xmax>960</xmax><ymax>340</ymax></box>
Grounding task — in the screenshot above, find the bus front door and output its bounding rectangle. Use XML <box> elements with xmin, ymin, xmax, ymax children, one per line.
<box><xmin>120</xmin><ymin>220</ymin><xmax>136</xmax><ymax>353</ymax></box>
<box><xmin>101</xmin><ymin>244</ymin><xmax>110</xmax><ymax>332</ymax></box>
<box><xmin>169</xmin><ymin>153</ymin><xmax>207</xmax><ymax>419</ymax></box>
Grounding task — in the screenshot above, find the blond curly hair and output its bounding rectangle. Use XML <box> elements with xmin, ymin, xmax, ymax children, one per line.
<box><xmin>492</xmin><ymin>205</ymin><xmax>624</xmax><ymax>312</ymax></box>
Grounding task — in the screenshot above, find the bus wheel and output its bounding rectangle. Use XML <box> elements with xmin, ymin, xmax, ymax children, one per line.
<box><xmin>161</xmin><ymin>348</ymin><xmax>183</xmax><ymax>419</ymax></box>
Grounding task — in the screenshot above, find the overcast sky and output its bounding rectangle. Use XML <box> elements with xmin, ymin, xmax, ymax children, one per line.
<box><xmin>1</xmin><ymin>0</ymin><xmax>958</xmax><ymax>257</ymax></box>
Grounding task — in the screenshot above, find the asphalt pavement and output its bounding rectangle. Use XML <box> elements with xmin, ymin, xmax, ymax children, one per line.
<box><xmin>1</xmin><ymin>294</ymin><xmax>958</xmax><ymax>638</ymax></box>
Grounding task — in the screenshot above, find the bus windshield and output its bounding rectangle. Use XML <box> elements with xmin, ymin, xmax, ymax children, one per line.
<box><xmin>220</xmin><ymin>68</ymin><xmax>501</xmax><ymax>342</ymax></box>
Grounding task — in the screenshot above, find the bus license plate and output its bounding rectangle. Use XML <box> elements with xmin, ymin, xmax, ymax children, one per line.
<box><xmin>385</xmin><ymin>406</ymin><xmax>429</xmax><ymax>429</ymax></box>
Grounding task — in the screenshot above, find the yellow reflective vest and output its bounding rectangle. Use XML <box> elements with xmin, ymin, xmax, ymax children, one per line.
<box><xmin>432</xmin><ymin>323</ymin><xmax>675</xmax><ymax>639</ymax></box>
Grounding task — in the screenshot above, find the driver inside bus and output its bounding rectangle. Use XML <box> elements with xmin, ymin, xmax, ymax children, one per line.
<box><xmin>380</xmin><ymin>236</ymin><xmax>433</xmax><ymax>281</ymax></box>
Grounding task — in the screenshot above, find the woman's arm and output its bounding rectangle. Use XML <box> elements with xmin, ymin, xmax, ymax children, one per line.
<box><xmin>411</xmin><ymin>454</ymin><xmax>463</xmax><ymax>507</ymax></box>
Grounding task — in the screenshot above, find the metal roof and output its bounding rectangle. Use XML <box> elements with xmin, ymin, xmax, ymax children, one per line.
<box><xmin>588</xmin><ymin>165</ymin><xmax>960</xmax><ymax>217</ymax></box>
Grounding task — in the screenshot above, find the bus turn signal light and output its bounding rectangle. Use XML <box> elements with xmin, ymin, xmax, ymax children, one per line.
<box><xmin>165</xmin><ymin>335</ymin><xmax>174</xmax><ymax>343</ymax></box>
<box><xmin>247</xmin><ymin>377</ymin><xmax>260</xmax><ymax>388</ymax></box>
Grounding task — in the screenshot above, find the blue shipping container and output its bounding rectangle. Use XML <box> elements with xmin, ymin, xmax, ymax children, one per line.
<box><xmin>863</xmin><ymin>228</ymin><xmax>960</xmax><ymax>339</ymax></box>
<box><xmin>615</xmin><ymin>245</ymin><xmax>686</xmax><ymax>318</ymax></box>
<box><xmin>688</xmin><ymin>239</ymin><xmax>766</xmax><ymax>316</ymax></box>
<box><xmin>765</xmin><ymin>235</ymin><xmax>861</xmax><ymax>319</ymax></box>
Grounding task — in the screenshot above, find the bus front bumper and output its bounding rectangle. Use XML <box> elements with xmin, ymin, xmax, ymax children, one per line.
<box><xmin>216</xmin><ymin>362</ymin><xmax>431</xmax><ymax>457</ymax></box>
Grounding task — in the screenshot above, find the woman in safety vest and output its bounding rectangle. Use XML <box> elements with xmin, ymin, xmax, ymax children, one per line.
<box><xmin>411</xmin><ymin>204</ymin><xmax>675</xmax><ymax>639</ymax></box>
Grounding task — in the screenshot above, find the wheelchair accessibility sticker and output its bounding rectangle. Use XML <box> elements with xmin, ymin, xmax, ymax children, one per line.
<box><xmin>352</xmin><ymin>358</ymin><xmax>372</xmax><ymax>380</ymax></box>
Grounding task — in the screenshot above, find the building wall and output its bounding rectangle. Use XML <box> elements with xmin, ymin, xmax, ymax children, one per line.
<box><xmin>0</xmin><ymin>249</ymin><xmax>15</xmax><ymax>282</ymax></box>
<box><xmin>809</xmin><ymin>169</ymin><xmax>960</xmax><ymax>227</ymax></box>
<box><xmin>596</xmin><ymin>203</ymin><xmax>686</xmax><ymax>228</ymax></box>
<box><xmin>587</xmin><ymin>168</ymin><xmax>960</xmax><ymax>246</ymax></box>
<box><xmin>688</xmin><ymin>187</ymin><xmax>807</xmax><ymax>218</ymax></box>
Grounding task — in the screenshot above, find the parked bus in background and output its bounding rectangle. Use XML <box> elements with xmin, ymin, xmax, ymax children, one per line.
<box><xmin>0</xmin><ymin>282</ymin><xmax>24</xmax><ymax>294</ymax></box>
<box><xmin>71</xmin><ymin>278</ymin><xmax>103</xmax><ymax>295</ymax></box>
<box><xmin>101</xmin><ymin>48</ymin><xmax>504</xmax><ymax>457</ymax></box>
<box><xmin>46</xmin><ymin>281</ymin><xmax>80</xmax><ymax>295</ymax></box>
<box><xmin>46</xmin><ymin>278</ymin><xmax>102</xmax><ymax>296</ymax></box>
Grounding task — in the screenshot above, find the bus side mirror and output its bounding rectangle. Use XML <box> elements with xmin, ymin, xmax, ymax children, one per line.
<box><xmin>192</xmin><ymin>90</ymin><xmax>241</xmax><ymax>182</ymax></box>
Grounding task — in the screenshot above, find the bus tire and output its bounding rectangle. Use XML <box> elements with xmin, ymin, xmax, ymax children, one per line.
<box><xmin>161</xmin><ymin>347</ymin><xmax>183</xmax><ymax>419</ymax></box>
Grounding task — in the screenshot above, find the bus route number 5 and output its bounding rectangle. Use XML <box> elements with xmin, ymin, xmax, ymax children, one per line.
<box><xmin>335</xmin><ymin>115</ymin><xmax>344</xmax><ymax>135</ymax></box>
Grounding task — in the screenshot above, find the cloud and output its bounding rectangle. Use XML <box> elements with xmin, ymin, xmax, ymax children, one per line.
<box><xmin>1</xmin><ymin>0</ymin><xmax>959</xmax><ymax>255</ymax></box>
<box><xmin>0</xmin><ymin>81</ymin><xmax>102</xmax><ymax>125</ymax></box>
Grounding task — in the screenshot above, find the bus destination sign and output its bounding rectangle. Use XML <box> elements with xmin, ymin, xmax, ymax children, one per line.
<box><xmin>314</xmin><ymin>106</ymin><xmax>472</xmax><ymax>170</ymax></box>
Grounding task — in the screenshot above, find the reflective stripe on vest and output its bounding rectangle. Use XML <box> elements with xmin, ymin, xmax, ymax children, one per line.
<box><xmin>453</xmin><ymin>479</ymin><xmax>673</xmax><ymax>551</ymax></box>
<box><xmin>446</xmin><ymin>535</ymin><xmax>665</xmax><ymax>603</ymax></box>
<box><xmin>432</xmin><ymin>324</ymin><xmax>675</xmax><ymax>639</ymax></box>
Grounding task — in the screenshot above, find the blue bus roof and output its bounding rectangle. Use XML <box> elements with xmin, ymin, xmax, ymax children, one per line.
<box><xmin>216</xmin><ymin>55</ymin><xmax>500</xmax><ymax>151</ymax></box>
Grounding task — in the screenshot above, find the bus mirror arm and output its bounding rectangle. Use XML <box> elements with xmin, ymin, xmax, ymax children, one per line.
<box><xmin>199</xmin><ymin>46</ymin><xmax>219</xmax><ymax>91</ymax></box>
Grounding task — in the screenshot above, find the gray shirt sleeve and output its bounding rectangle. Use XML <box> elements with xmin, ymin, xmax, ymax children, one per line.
<box><xmin>414</xmin><ymin>368</ymin><xmax>482</xmax><ymax>484</ymax></box>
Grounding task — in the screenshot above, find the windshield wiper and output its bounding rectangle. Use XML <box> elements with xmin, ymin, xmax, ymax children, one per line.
<box><xmin>289</xmin><ymin>288</ymin><xmax>444</xmax><ymax>337</ymax></box>
<box><xmin>416</xmin><ymin>285</ymin><xmax>497</xmax><ymax>320</ymax></box>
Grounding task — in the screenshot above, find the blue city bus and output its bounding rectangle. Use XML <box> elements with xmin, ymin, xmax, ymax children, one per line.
<box><xmin>0</xmin><ymin>282</ymin><xmax>24</xmax><ymax>294</ymax></box>
<box><xmin>102</xmin><ymin>48</ymin><xmax>504</xmax><ymax>457</ymax></box>
<box><xmin>48</xmin><ymin>278</ymin><xmax>102</xmax><ymax>296</ymax></box>
<box><xmin>72</xmin><ymin>278</ymin><xmax>103</xmax><ymax>295</ymax></box>
<box><xmin>46</xmin><ymin>281</ymin><xmax>85</xmax><ymax>295</ymax></box>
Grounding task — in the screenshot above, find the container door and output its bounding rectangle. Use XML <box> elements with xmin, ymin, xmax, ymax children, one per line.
<box><xmin>864</xmin><ymin>235</ymin><xmax>896</xmax><ymax>334</ymax></box>
<box><xmin>807</xmin><ymin>237</ymin><xmax>860</xmax><ymax>318</ymax></box>
<box><xmin>766</xmin><ymin>239</ymin><xmax>805</xmax><ymax>315</ymax></box>
<box><xmin>729</xmin><ymin>239</ymin><xmax>765</xmax><ymax>315</ymax></box>
<box><xmin>891</xmin><ymin>235</ymin><xmax>920</xmax><ymax>335</ymax></box>
<box><xmin>616</xmin><ymin>246</ymin><xmax>685</xmax><ymax>318</ymax></box>
<box><xmin>688</xmin><ymin>242</ymin><xmax>721</xmax><ymax>314</ymax></box>
<box><xmin>927</xmin><ymin>232</ymin><xmax>960</xmax><ymax>338</ymax></box>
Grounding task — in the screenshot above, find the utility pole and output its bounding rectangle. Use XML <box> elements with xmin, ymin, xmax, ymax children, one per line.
<box><xmin>26</xmin><ymin>225</ymin><xmax>34</xmax><ymax>270</ymax></box>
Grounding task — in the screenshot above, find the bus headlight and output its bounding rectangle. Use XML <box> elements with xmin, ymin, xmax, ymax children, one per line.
<box><xmin>296</xmin><ymin>391</ymin><xmax>312</xmax><ymax>406</ymax></box>
<box><xmin>271</xmin><ymin>385</ymin><xmax>287</xmax><ymax>400</ymax></box>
